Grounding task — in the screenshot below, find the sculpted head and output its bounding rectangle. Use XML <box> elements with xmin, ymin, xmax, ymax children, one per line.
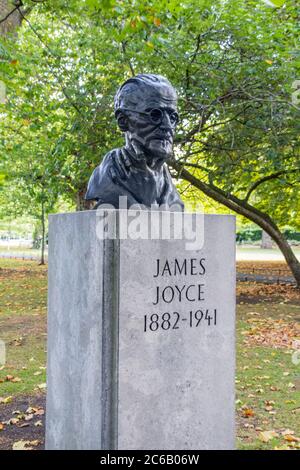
<box><xmin>114</xmin><ymin>74</ymin><xmax>178</xmax><ymax>162</ymax></box>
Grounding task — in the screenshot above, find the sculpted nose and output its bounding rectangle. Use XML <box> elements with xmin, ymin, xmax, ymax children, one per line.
<box><xmin>160</xmin><ymin>113</ymin><xmax>173</xmax><ymax>133</ymax></box>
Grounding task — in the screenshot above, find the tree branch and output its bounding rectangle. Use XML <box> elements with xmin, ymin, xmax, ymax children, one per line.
<box><xmin>244</xmin><ymin>169</ymin><xmax>300</xmax><ymax>202</ymax></box>
<box><xmin>0</xmin><ymin>0</ymin><xmax>23</xmax><ymax>25</ymax></box>
<box><xmin>169</xmin><ymin>159</ymin><xmax>300</xmax><ymax>286</ymax></box>
<box><xmin>121</xmin><ymin>41</ymin><xmax>135</xmax><ymax>76</ymax></box>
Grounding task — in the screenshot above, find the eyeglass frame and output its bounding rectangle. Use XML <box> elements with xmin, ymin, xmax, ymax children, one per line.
<box><xmin>118</xmin><ymin>107</ymin><xmax>180</xmax><ymax>126</ymax></box>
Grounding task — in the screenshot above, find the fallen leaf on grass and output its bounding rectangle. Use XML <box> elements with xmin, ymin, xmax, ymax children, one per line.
<box><xmin>281</xmin><ymin>429</ymin><xmax>295</xmax><ymax>436</ymax></box>
<box><xmin>284</xmin><ymin>434</ymin><xmax>300</xmax><ymax>442</ymax></box>
<box><xmin>24</xmin><ymin>414</ymin><xmax>34</xmax><ymax>421</ymax></box>
<box><xmin>291</xmin><ymin>408</ymin><xmax>300</xmax><ymax>414</ymax></box>
<box><xmin>242</xmin><ymin>317</ymin><xmax>300</xmax><ymax>350</ymax></box>
<box><xmin>13</xmin><ymin>440</ymin><xmax>33</xmax><ymax>451</ymax></box>
<box><xmin>5</xmin><ymin>375</ymin><xmax>14</xmax><ymax>381</ymax></box>
<box><xmin>265</xmin><ymin>405</ymin><xmax>274</xmax><ymax>412</ymax></box>
<box><xmin>4</xmin><ymin>375</ymin><xmax>22</xmax><ymax>383</ymax></box>
<box><xmin>30</xmin><ymin>440</ymin><xmax>40</xmax><ymax>447</ymax></box>
<box><xmin>259</xmin><ymin>430</ymin><xmax>279</xmax><ymax>443</ymax></box>
<box><xmin>244</xmin><ymin>423</ymin><xmax>254</xmax><ymax>428</ymax></box>
<box><xmin>0</xmin><ymin>396</ymin><xmax>13</xmax><ymax>404</ymax></box>
<box><xmin>36</xmin><ymin>383</ymin><xmax>46</xmax><ymax>390</ymax></box>
<box><xmin>243</xmin><ymin>408</ymin><xmax>255</xmax><ymax>418</ymax></box>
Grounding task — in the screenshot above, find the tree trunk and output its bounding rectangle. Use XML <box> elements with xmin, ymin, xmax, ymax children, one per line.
<box><xmin>40</xmin><ymin>200</ymin><xmax>45</xmax><ymax>265</ymax></box>
<box><xmin>0</xmin><ymin>0</ymin><xmax>23</xmax><ymax>36</ymax></box>
<box><xmin>171</xmin><ymin>162</ymin><xmax>300</xmax><ymax>287</ymax></box>
<box><xmin>76</xmin><ymin>189</ymin><xmax>95</xmax><ymax>211</ymax></box>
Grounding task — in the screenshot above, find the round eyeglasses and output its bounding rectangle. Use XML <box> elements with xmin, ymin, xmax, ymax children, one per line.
<box><xmin>120</xmin><ymin>107</ymin><xmax>179</xmax><ymax>126</ymax></box>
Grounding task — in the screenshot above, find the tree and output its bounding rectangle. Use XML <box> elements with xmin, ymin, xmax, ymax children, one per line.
<box><xmin>0</xmin><ymin>0</ymin><xmax>299</xmax><ymax>283</ymax></box>
<box><xmin>0</xmin><ymin>0</ymin><xmax>22</xmax><ymax>36</ymax></box>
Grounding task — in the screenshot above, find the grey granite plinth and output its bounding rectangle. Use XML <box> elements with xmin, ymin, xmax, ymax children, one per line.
<box><xmin>46</xmin><ymin>210</ymin><xmax>236</xmax><ymax>450</ymax></box>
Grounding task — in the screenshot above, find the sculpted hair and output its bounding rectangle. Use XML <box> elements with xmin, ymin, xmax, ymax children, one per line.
<box><xmin>114</xmin><ymin>74</ymin><xmax>177</xmax><ymax>114</ymax></box>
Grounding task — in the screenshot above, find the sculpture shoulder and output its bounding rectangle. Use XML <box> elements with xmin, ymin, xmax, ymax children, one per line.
<box><xmin>85</xmin><ymin>149</ymin><xmax>120</xmax><ymax>200</ymax></box>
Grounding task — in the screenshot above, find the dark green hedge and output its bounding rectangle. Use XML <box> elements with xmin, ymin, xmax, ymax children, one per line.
<box><xmin>236</xmin><ymin>229</ymin><xmax>300</xmax><ymax>243</ymax></box>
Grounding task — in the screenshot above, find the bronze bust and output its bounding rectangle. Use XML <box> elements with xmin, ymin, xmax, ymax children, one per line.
<box><xmin>85</xmin><ymin>74</ymin><xmax>184</xmax><ymax>211</ymax></box>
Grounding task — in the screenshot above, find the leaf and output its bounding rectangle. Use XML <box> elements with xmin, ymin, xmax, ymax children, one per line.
<box><xmin>11</xmin><ymin>377</ymin><xmax>22</xmax><ymax>383</ymax></box>
<box><xmin>24</xmin><ymin>414</ymin><xmax>34</xmax><ymax>421</ymax></box>
<box><xmin>9</xmin><ymin>418</ymin><xmax>20</xmax><ymax>425</ymax></box>
<box><xmin>265</xmin><ymin>405</ymin><xmax>274</xmax><ymax>411</ymax></box>
<box><xmin>37</xmin><ymin>383</ymin><xmax>47</xmax><ymax>390</ymax></box>
<box><xmin>259</xmin><ymin>430</ymin><xmax>278</xmax><ymax>442</ymax></box>
<box><xmin>12</xmin><ymin>440</ymin><xmax>33</xmax><ymax>451</ymax></box>
<box><xmin>284</xmin><ymin>435</ymin><xmax>300</xmax><ymax>443</ymax></box>
<box><xmin>30</xmin><ymin>440</ymin><xmax>40</xmax><ymax>447</ymax></box>
<box><xmin>0</xmin><ymin>396</ymin><xmax>13</xmax><ymax>404</ymax></box>
<box><xmin>243</xmin><ymin>408</ymin><xmax>255</xmax><ymax>418</ymax></box>
<box><xmin>269</xmin><ymin>0</ymin><xmax>285</xmax><ymax>7</ymax></box>
<box><xmin>282</xmin><ymin>429</ymin><xmax>295</xmax><ymax>436</ymax></box>
<box><xmin>5</xmin><ymin>375</ymin><xmax>14</xmax><ymax>381</ymax></box>
<box><xmin>0</xmin><ymin>423</ymin><xmax>4</xmax><ymax>431</ymax></box>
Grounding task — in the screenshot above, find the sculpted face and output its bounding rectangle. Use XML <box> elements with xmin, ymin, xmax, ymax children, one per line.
<box><xmin>116</xmin><ymin>79</ymin><xmax>178</xmax><ymax>163</ymax></box>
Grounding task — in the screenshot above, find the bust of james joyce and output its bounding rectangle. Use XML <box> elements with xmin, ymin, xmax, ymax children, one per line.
<box><xmin>85</xmin><ymin>74</ymin><xmax>184</xmax><ymax>211</ymax></box>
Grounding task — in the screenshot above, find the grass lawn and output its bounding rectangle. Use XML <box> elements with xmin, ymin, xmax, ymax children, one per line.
<box><xmin>0</xmin><ymin>259</ymin><xmax>47</xmax><ymax>395</ymax></box>
<box><xmin>0</xmin><ymin>258</ymin><xmax>299</xmax><ymax>450</ymax></box>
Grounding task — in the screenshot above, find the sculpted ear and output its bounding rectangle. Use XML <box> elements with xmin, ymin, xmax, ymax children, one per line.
<box><xmin>115</xmin><ymin>110</ymin><xmax>129</xmax><ymax>132</ymax></box>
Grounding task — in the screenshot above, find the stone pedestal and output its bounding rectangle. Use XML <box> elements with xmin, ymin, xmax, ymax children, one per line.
<box><xmin>46</xmin><ymin>210</ymin><xmax>236</xmax><ymax>450</ymax></box>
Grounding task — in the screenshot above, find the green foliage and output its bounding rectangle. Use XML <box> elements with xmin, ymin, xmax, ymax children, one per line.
<box><xmin>0</xmin><ymin>0</ymin><xmax>299</xmax><ymax>229</ymax></box>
